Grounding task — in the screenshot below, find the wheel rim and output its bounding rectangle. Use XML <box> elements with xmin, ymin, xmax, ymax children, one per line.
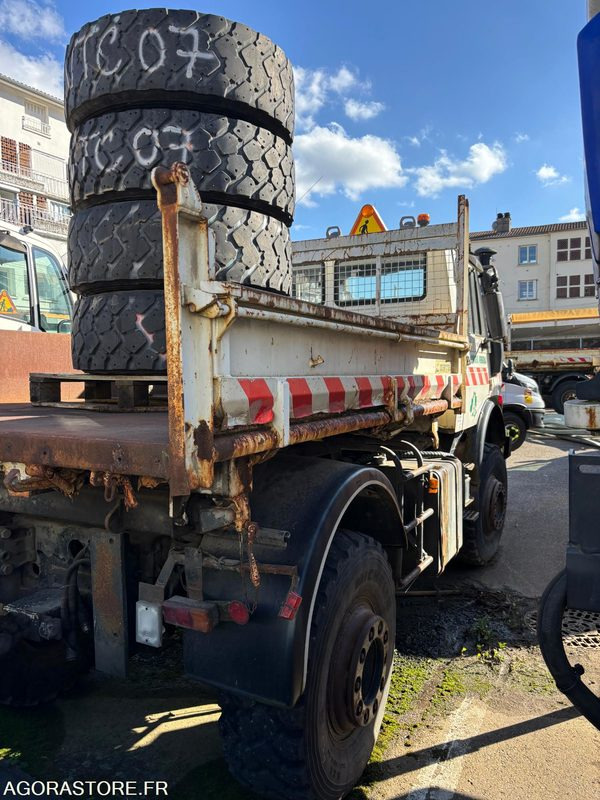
<box><xmin>505</xmin><ymin>422</ymin><xmax>521</xmax><ymax>444</ymax></box>
<box><xmin>329</xmin><ymin>604</ymin><xmax>390</xmax><ymax>735</ymax></box>
<box><xmin>562</xmin><ymin>388</ymin><xmax>577</xmax><ymax>405</ymax></box>
<box><xmin>483</xmin><ymin>476</ymin><xmax>507</xmax><ymax>536</ymax></box>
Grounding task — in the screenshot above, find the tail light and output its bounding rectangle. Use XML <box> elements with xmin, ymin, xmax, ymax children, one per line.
<box><xmin>163</xmin><ymin>596</ymin><xmax>219</xmax><ymax>633</ymax></box>
<box><xmin>279</xmin><ymin>590</ymin><xmax>302</xmax><ymax>620</ymax></box>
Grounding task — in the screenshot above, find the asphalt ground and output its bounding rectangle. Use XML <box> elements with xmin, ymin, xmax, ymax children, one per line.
<box><xmin>1</xmin><ymin>425</ymin><xmax>599</xmax><ymax>799</ymax></box>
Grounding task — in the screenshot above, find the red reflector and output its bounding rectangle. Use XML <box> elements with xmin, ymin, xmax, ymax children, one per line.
<box><xmin>228</xmin><ymin>600</ymin><xmax>250</xmax><ymax>625</ymax></box>
<box><xmin>279</xmin><ymin>590</ymin><xmax>302</xmax><ymax>620</ymax></box>
<box><xmin>162</xmin><ymin>596</ymin><xmax>218</xmax><ymax>633</ymax></box>
<box><xmin>498</xmin><ymin>393</ymin><xmax>504</xmax><ymax>406</ymax></box>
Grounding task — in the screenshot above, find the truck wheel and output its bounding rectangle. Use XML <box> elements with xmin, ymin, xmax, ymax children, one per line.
<box><xmin>65</xmin><ymin>9</ymin><xmax>294</xmax><ymax>140</ymax></box>
<box><xmin>0</xmin><ymin>631</ymin><xmax>86</xmax><ymax>707</ymax></box>
<box><xmin>68</xmin><ymin>200</ymin><xmax>291</xmax><ymax>295</ymax></box>
<box><xmin>551</xmin><ymin>381</ymin><xmax>579</xmax><ymax>415</ymax></box>
<box><xmin>219</xmin><ymin>530</ymin><xmax>396</xmax><ymax>800</ymax></box>
<box><xmin>461</xmin><ymin>443</ymin><xmax>507</xmax><ymax>566</ymax></box>
<box><xmin>503</xmin><ymin>411</ymin><xmax>527</xmax><ymax>451</ymax></box>
<box><xmin>69</xmin><ymin>108</ymin><xmax>294</xmax><ymax>224</ymax></box>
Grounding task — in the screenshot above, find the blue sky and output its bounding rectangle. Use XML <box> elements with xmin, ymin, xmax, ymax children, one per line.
<box><xmin>0</xmin><ymin>0</ymin><xmax>590</xmax><ymax>236</ymax></box>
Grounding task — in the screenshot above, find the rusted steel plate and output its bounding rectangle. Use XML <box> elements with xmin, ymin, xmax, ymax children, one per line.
<box><xmin>90</xmin><ymin>529</ymin><xmax>128</xmax><ymax>677</ymax></box>
<box><xmin>0</xmin><ymin>404</ymin><xmax>168</xmax><ymax>477</ymax></box>
<box><xmin>0</xmin><ymin>332</ymin><xmax>82</xmax><ymax>403</ymax></box>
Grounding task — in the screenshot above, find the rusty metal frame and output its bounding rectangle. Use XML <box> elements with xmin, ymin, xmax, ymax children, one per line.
<box><xmin>152</xmin><ymin>163</ymin><xmax>229</xmax><ymax>498</ymax></box>
<box><xmin>455</xmin><ymin>195</ymin><xmax>470</xmax><ymax>403</ymax></box>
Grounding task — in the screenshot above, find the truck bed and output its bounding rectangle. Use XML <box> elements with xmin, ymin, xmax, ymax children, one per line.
<box><xmin>0</xmin><ymin>404</ymin><xmax>168</xmax><ymax>478</ymax></box>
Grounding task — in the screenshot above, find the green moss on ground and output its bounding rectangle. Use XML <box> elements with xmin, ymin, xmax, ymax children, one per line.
<box><xmin>0</xmin><ymin>705</ymin><xmax>64</xmax><ymax>775</ymax></box>
<box><xmin>370</xmin><ymin>653</ymin><xmax>436</xmax><ymax>762</ymax></box>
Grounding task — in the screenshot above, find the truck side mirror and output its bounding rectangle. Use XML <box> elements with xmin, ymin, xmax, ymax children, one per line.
<box><xmin>489</xmin><ymin>340</ymin><xmax>504</xmax><ymax>376</ymax></box>
<box><xmin>479</xmin><ymin>267</ymin><xmax>507</xmax><ymax>342</ymax></box>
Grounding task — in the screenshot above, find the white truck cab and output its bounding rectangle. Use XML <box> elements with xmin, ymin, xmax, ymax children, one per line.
<box><xmin>0</xmin><ymin>223</ymin><xmax>72</xmax><ymax>334</ymax></box>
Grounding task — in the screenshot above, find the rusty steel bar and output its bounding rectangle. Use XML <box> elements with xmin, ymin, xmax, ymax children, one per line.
<box><xmin>212</xmin><ymin>398</ymin><xmax>448</xmax><ymax>462</ymax></box>
<box><xmin>235</xmin><ymin>306</ymin><xmax>468</xmax><ymax>350</ymax></box>
<box><xmin>214</xmin><ymin>410</ymin><xmax>391</xmax><ymax>461</ymax></box>
<box><xmin>409</xmin><ymin>398</ymin><xmax>449</xmax><ymax>417</ymax></box>
<box><xmin>153</xmin><ymin>163</ymin><xmax>190</xmax><ymax>498</ymax></box>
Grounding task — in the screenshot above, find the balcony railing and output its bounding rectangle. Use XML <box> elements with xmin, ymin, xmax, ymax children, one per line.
<box><xmin>0</xmin><ymin>197</ymin><xmax>69</xmax><ymax>237</ymax></box>
<box><xmin>0</xmin><ymin>159</ymin><xmax>68</xmax><ymax>200</ymax></box>
<box><xmin>22</xmin><ymin>115</ymin><xmax>51</xmax><ymax>137</ymax></box>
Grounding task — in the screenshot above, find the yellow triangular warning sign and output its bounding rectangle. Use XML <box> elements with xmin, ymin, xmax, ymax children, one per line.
<box><xmin>0</xmin><ymin>289</ymin><xmax>16</xmax><ymax>314</ymax></box>
<box><xmin>349</xmin><ymin>204</ymin><xmax>387</xmax><ymax>236</ymax></box>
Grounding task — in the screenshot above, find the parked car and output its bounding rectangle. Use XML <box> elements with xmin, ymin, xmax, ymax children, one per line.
<box><xmin>502</xmin><ymin>365</ymin><xmax>545</xmax><ymax>450</ymax></box>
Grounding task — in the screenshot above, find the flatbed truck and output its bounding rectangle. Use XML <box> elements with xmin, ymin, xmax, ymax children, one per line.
<box><xmin>0</xmin><ymin>167</ymin><xmax>509</xmax><ymax>799</ymax></box>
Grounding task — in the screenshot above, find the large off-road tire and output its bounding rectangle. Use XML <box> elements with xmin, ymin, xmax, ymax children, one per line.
<box><xmin>551</xmin><ymin>380</ymin><xmax>580</xmax><ymax>415</ymax></box>
<box><xmin>71</xmin><ymin>290</ymin><xmax>166</xmax><ymax>373</ymax></box>
<box><xmin>503</xmin><ymin>410</ymin><xmax>527</xmax><ymax>451</ymax></box>
<box><xmin>461</xmin><ymin>443</ymin><xmax>507</xmax><ymax>566</ymax></box>
<box><xmin>537</xmin><ymin>570</ymin><xmax>600</xmax><ymax>729</ymax></box>
<box><xmin>68</xmin><ymin>200</ymin><xmax>292</xmax><ymax>294</ymax></box>
<box><xmin>65</xmin><ymin>9</ymin><xmax>294</xmax><ymax>141</ymax></box>
<box><xmin>69</xmin><ymin>108</ymin><xmax>294</xmax><ymax>223</ymax></box>
<box><xmin>219</xmin><ymin>530</ymin><xmax>396</xmax><ymax>800</ymax></box>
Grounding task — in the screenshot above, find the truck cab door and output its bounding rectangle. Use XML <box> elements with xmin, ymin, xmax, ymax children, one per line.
<box><xmin>0</xmin><ymin>236</ymin><xmax>39</xmax><ymax>332</ymax></box>
<box><xmin>30</xmin><ymin>246</ymin><xmax>72</xmax><ymax>333</ymax></box>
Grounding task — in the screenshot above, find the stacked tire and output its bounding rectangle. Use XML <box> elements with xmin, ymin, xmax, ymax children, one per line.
<box><xmin>65</xmin><ymin>9</ymin><xmax>295</xmax><ymax>373</ymax></box>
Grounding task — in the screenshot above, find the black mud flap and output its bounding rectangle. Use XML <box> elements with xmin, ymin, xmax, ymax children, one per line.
<box><xmin>183</xmin><ymin>454</ymin><xmax>403</xmax><ymax>708</ymax></box>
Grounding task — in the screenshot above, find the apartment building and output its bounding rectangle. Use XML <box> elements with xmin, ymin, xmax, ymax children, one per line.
<box><xmin>0</xmin><ymin>73</ymin><xmax>69</xmax><ymax>257</ymax></box>
<box><xmin>471</xmin><ymin>213</ymin><xmax>598</xmax><ymax>350</ymax></box>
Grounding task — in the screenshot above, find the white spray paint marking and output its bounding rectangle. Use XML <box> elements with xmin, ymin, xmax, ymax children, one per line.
<box><xmin>139</xmin><ymin>28</ymin><xmax>166</xmax><ymax>73</ymax></box>
<box><xmin>405</xmin><ymin>696</ymin><xmax>487</xmax><ymax>800</ymax></box>
<box><xmin>96</xmin><ymin>25</ymin><xmax>122</xmax><ymax>76</ymax></box>
<box><xmin>68</xmin><ymin>24</ymin><xmax>99</xmax><ymax>86</ymax></box>
<box><xmin>168</xmin><ymin>26</ymin><xmax>216</xmax><ymax>78</ymax></box>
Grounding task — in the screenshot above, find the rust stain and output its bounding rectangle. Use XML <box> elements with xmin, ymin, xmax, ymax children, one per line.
<box><xmin>586</xmin><ymin>405</ymin><xmax>598</xmax><ymax>429</ymax></box>
<box><xmin>4</xmin><ymin>464</ymin><xmax>85</xmax><ymax>498</ymax></box>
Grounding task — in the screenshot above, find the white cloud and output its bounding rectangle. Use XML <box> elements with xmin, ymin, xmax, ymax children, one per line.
<box><xmin>294</xmin><ymin>64</ymin><xmax>381</xmax><ymax>130</ymax></box>
<box><xmin>0</xmin><ymin>0</ymin><xmax>65</xmax><ymax>43</ymax></box>
<box><xmin>514</xmin><ymin>132</ymin><xmax>530</xmax><ymax>143</ymax></box>
<box><xmin>410</xmin><ymin>142</ymin><xmax>507</xmax><ymax>197</ymax></box>
<box><xmin>294</xmin><ymin>123</ymin><xmax>407</xmax><ymax>206</ymax></box>
<box><xmin>536</xmin><ymin>163</ymin><xmax>570</xmax><ymax>186</ymax></box>
<box><xmin>559</xmin><ymin>207</ymin><xmax>586</xmax><ymax>222</ymax></box>
<box><xmin>0</xmin><ymin>38</ymin><xmax>62</xmax><ymax>96</ymax></box>
<box><xmin>294</xmin><ymin>66</ymin><xmax>328</xmax><ymax>130</ymax></box>
<box><xmin>407</xmin><ymin>125</ymin><xmax>433</xmax><ymax>148</ymax></box>
<box><xmin>344</xmin><ymin>98</ymin><xmax>384</xmax><ymax>121</ymax></box>
<box><xmin>328</xmin><ymin>66</ymin><xmax>357</xmax><ymax>94</ymax></box>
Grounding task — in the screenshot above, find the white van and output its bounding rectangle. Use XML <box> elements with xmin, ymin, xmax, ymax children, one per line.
<box><xmin>503</xmin><ymin>365</ymin><xmax>545</xmax><ymax>450</ymax></box>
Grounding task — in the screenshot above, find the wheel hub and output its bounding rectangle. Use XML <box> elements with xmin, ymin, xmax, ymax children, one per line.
<box><xmin>506</xmin><ymin>423</ymin><xmax>520</xmax><ymax>443</ymax></box>
<box><xmin>330</xmin><ymin>606</ymin><xmax>390</xmax><ymax>732</ymax></box>
<box><xmin>484</xmin><ymin>476</ymin><xmax>506</xmax><ymax>533</ymax></box>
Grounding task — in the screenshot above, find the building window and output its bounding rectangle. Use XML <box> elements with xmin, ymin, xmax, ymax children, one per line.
<box><xmin>561</xmin><ymin>274</ymin><xmax>597</xmax><ymax>298</ymax></box>
<box><xmin>22</xmin><ymin>101</ymin><xmax>50</xmax><ymax>137</ymax></box>
<box><xmin>518</xmin><ymin>279</ymin><xmax>537</xmax><ymax>300</ymax></box>
<box><xmin>585</xmin><ymin>273</ymin><xmax>595</xmax><ymax>297</ymax></box>
<box><xmin>585</xmin><ymin>236</ymin><xmax>592</xmax><ymax>260</ymax></box>
<box><xmin>557</xmin><ymin>237</ymin><xmax>584</xmax><ymax>261</ymax></box>
<box><xmin>518</xmin><ymin>245</ymin><xmax>537</xmax><ymax>264</ymax></box>
<box><xmin>557</xmin><ymin>274</ymin><xmax>586</xmax><ymax>298</ymax></box>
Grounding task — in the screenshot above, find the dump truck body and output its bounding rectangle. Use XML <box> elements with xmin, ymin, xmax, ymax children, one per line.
<box><xmin>0</xmin><ymin>168</ymin><xmax>509</xmax><ymax>799</ymax></box>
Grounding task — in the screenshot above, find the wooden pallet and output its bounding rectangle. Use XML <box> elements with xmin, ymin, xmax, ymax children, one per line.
<box><xmin>29</xmin><ymin>373</ymin><xmax>168</xmax><ymax>412</ymax></box>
